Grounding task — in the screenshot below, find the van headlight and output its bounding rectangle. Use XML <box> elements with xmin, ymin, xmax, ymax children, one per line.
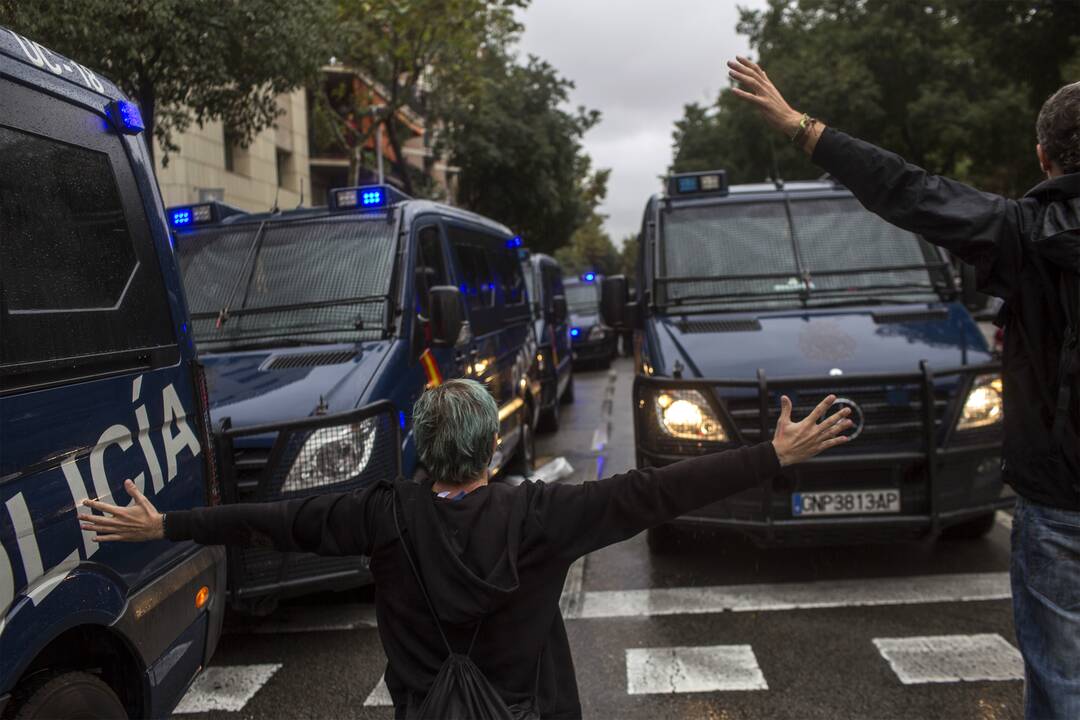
<box><xmin>655</xmin><ymin>389</ymin><xmax>728</xmax><ymax>441</ymax></box>
<box><xmin>283</xmin><ymin>421</ymin><xmax>376</xmax><ymax>491</ymax></box>
<box><xmin>588</xmin><ymin>325</ymin><xmax>606</xmax><ymax>341</ymax></box>
<box><xmin>957</xmin><ymin>375</ymin><xmax>1004</xmax><ymax>430</ymax></box>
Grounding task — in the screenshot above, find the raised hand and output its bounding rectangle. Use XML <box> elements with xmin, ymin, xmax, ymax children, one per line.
<box><xmin>726</xmin><ymin>56</ymin><xmax>824</xmax><ymax>154</ymax></box>
<box><xmin>771</xmin><ymin>394</ymin><xmax>853</xmax><ymax>467</ymax></box>
<box><xmin>81</xmin><ymin>479</ymin><xmax>165</xmax><ymax>542</ymax></box>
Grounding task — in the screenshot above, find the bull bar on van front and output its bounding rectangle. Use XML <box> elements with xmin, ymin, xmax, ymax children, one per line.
<box><xmin>213</xmin><ymin>401</ymin><xmax>401</xmax><ymax>608</ymax></box>
<box><xmin>633</xmin><ymin>361</ymin><xmax>1013</xmax><ymax>543</ymax></box>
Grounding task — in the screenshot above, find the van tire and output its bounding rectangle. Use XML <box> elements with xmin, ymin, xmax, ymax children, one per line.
<box><xmin>13</xmin><ymin>671</ymin><xmax>126</xmax><ymax>720</ymax></box>
<box><xmin>506</xmin><ymin>414</ymin><xmax>535</xmax><ymax>476</ymax></box>
<box><xmin>537</xmin><ymin>401</ymin><xmax>560</xmax><ymax>434</ymax></box>
<box><xmin>560</xmin><ymin>375</ymin><xmax>575</xmax><ymax>404</ymax></box>
<box><xmin>941</xmin><ymin>512</ymin><xmax>996</xmax><ymax>540</ymax></box>
<box><xmin>646</xmin><ymin>524</ymin><xmax>679</xmax><ymax>554</ymax></box>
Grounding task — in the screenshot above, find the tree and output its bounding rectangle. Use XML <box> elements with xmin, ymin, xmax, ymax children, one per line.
<box><xmin>619</xmin><ymin>234</ymin><xmax>639</xmax><ymax>281</ymax></box>
<box><xmin>553</xmin><ymin>212</ymin><xmax>621</xmax><ymax>277</ymax></box>
<box><xmin>671</xmin><ymin>0</ymin><xmax>1080</xmax><ymax>195</ymax></box>
<box><xmin>447</xmin><ymin>52</ymin><xmax>608</xmax><ymax>254</ymax></box>
<box><xmin>2</xmin><ymin>0</ymin><xmax>333</xmax><ymax>165</ymax></box>
<box><xmin>318</xmin><ymin>0</ymin><xmax>525</xmax><ymax>194</ymax></box>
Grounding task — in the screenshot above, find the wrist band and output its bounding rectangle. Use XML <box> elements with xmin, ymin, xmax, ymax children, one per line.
<box><xmin>160</xmin><ymin>512</ymin><xmax>168</xmax><ymax>538</ymax></box>
<box><xmin>792</xmin><ymin>116</ymin><xmax>818</xmax><ymax>150</ymax></box>
<box><xmin>789</xmin><ymin>113</ymin><xmax>810</xmax><ymax>142</ymax></box>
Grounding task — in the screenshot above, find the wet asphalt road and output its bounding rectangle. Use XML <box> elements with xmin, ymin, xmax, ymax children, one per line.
<box><xmin>175</xmin><ymin>357</ymin><xmax>1021</xmax><ymax>720</ymax></box>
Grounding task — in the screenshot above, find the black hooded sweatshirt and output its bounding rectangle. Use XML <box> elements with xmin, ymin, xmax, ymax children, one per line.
<box><xmin>813</xmin><ymin>128</ymin><xmax>1080</xmax><ymax>510</ymax></box>
<box><xmin>165</xmin><ymin>442</ymin><xmax>781</xmax><ymax>718</ymax></box>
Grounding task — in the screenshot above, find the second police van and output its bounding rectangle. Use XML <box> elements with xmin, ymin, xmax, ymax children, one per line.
<box><xmin>602</xmin><ymin>170</ymin><xmax>1012</xmax><ymax>550</ymax></box>
<box><xmin>168</xmin><ymin>186</ymin><xmax>539</xmax><ymax>611</ymax></box>
<box><xmin>1</xmin><ymin>28</ymin><xmax>225</xmax><ymax>719</ymax></box>
<box><xmin>524</xmin><ymin>252</ymin><xmax>575</xmax><ymax>432</ymax></box>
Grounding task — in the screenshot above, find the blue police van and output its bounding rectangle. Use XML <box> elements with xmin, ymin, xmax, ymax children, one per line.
<box><xmin>601</xmin><ymin>170</ymin><xmax>1012</xmax><ymax>549</ymax></box>
<box><xmin>524</xmin><ymin>253</ymin><xmax>574</xmax><ymax>432</ymax></box>
<box><xmin>168</xmin><ymin>187</ymin><xmax>537</xmax><ymax>611</ymax></box>
<box><xmin>565</xmin><ymin>273</ymin><xmax>618</xmax><ymax>369</ymax></box>
<box><xmin>0</xmin><ymin>28</ymin><xmax>225</xmax><ymax>718</ymax></box>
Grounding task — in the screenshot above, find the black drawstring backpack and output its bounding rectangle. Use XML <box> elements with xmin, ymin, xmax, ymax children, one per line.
<box><xmin>393</xmin><ymin>489</ymin><xmax>541</xmax><ymax>720</ymax></box>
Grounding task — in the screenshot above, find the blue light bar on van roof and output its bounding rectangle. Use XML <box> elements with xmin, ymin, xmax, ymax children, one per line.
<box><xmin>582</xmin><ymin>272</ymin><xmax>596</xmax><ymax>282</ymax></box>
<box><xmin>330</xmin><ymin>184</ymin><xmax>389</xmax><ymax>211</ymax></box>
<box><xmin>106</xmin><ymin>99</ymin><xmax>145</xmax><ymax>134</ymax></box>
<box><xmin>169</xmin><ymin>204</ymin><xmax>214</xmax><ymax>228</ymax></box>
<box><xmin>668</xmin><ymin>170</ymin><xmax>728</xmax><ymax>198</ymax></box>
<box><xmin>506</xmin><ymin>236</ymin><xmax>523</xmax><ymax>248</ymax></box>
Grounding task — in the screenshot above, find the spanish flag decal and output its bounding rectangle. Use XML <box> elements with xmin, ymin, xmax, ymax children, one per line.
<box><xmin>420</xmin><ymin>348</ymin><xmax>443</xmax><ymax>388</ymax></box>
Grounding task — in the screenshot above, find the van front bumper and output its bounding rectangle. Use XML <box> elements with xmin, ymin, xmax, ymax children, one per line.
<box><xmin>634</xmin><ymin>363</ymin><xmax>1010</xmax><ymax>546</ymax></box>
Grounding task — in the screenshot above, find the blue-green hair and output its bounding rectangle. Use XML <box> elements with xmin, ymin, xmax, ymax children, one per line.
<box><xmin>413</xmin><ymin>379</ymin><xmax>498</xmax><ymax>485</ymax></box>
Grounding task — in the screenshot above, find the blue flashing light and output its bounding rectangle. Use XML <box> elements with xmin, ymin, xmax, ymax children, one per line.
<box><xmin>582</xmin><ymin>272</ymin><xmax>596</xmax><ymax>282</ymax></box>
<box><xmin>106</xmin><ymin>99</ymin><xmax>145</xmax><ymax>134</ymax></box>
<box><xmin>361</xmin><ymin>189</ymin><xmax>385</xmax><ymax>207</ymax></box>
<box><xmin>676</xmin><ymin>176</ymin><xmax>700</xmax><ymax>193</ymax></box>
<box><xmin>171</xmin><ymin>208</ymin><xmax>193</xmax><ymax>227</ymax></box>
<box><xmin>398</xmin><ymin>410</ymin><xmax>406</xmax><ymax>429</ymax></box>
<box><xmin>570</xmin><ymin>327</ymin><xmax>581</xmax><ymax>338</ymax></box>
<box><xmin>331</xmin><ymin>185</ymin><xmax>390</xmax><ymax>210</ymax></box>
<box><xmin>506</xmin><ymin>236</ymin><xmax>522</xmax><ymax>248</ymax></box>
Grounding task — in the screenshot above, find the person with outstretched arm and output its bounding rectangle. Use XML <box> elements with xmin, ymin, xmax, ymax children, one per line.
<box><xmin>728</xmin><ymin>56</ymin><xmax>1080</xmax><ymax>719</ymax></box>
<box><xmin>83</xmin><ymin>378</ymin><xmax>851</xmax><ymax>719</ymax></box>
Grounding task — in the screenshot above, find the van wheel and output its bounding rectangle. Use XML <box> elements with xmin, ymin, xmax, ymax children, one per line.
<box><xmin>507</xmin><ymin>415</ymin><xmax>535</xmax><ymax>476</ymax></box>
<box><xmin>941</xmin><ymin>513</ymin><xmax>997</xmax><ymax>540</ymax></box>
<box><xmin>537</xmin><ymin>401</ymin><xmax>560</xmax><ymax>433</ymax></box>
<box><xmin>646</xmin><ymin>524</ymin><xmax>679</xmax><ymax>554</ymax></box>
<box><xmin>560</xmin><ymin>375</ymin><xmax>575</xmax><ymax>404</ymax></box>
<box><xmin>13</xmin><ymin>671</ymin><xmax>126</xmax><ymax>720</ymax></box>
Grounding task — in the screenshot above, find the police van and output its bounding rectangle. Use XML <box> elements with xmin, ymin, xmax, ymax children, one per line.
<box><xmin>0</xmin><ymin>28</ymin><xmax>225</xmax><ymax>718</ymax></box>
<box><xmin>524</xmin><ymin>253</ymin><xmax>574</xmax><ymax>432</ymax></box>
<box><xmin>565</xmin><ymin>273</ymin><xmax>617</xmax><ymax>368</ymax></box>
<box><xmin>168</xmin><ymin>188</ymin><xmax>537</xmax><ymax>611</ymax></box>
<box><xmin>602</xmin><ymin>170</ymin><xmax>1011</xmax><ymax>549</ymax></box>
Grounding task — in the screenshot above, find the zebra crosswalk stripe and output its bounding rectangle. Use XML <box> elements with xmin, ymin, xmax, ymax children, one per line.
<box><xmin>173</xmin><ymin>664</ymin><xmax>282</xmax><ymax>714</ymax></box>
<box><xmin>873</xmin><ymin>633</ymin><xmax>1024</xmax><ymax>685</ymax></box>
<box><xmin>625</xmin><ymin>645</ymin><xmax>768</xmax><ymax>694</ymax></box>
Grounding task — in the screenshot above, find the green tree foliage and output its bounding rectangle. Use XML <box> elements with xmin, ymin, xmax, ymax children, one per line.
<box><xmin>321</xmin><ymin>0</ymin><xmax>524</xmax><ymax>194</ymax></box>
<box><xmin>1</xmin><ymin>0</ymin><xmax>333</xmax><ymax>165</ymax></box>
<box><xmin>619</xmin><ymin>234</ymin><xmax>639</xmax><ymax>280</ymax></box>
<box><xmin>447</xmin><ymin>51</ymin><xmax>608</xmax><ymax>254</ymax></box>
<box><xmin>553</xmin><ymin>211</ymin><xmax>621</xmax><ymax>276</ymax></box>
<box><xmin>671</xmin><ymin>0</ymin><xmax>1080</xmax><ymax>195</ymax></box>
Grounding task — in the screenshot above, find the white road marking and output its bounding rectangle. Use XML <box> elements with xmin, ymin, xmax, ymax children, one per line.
<box><xmin>571</xmin><ymin>571</ymin><xmax>1010</xmax><ymax>620</ymax></box>
<box><xmin>591</xmin><ymin>424</ymin><xmax>609</xmax><ymax>451</ymax></box>
<box><xmin>995</xmin><ymin>510</ymin><xmax>1013</xmax><ymax>530</ymax></box>
<box><xmin>364</xmin><ymin>674</ymin><xmax>394</xmax><ymax>707</ymax></box>
<box><xmin>626</xmin><ymin>645</ymin><xmax>767</xmax><ymax>694</ymax></box>
<box><xmin>226</xmin><ymin>603</ymin><xmax>377</xmax><ymax>634</ymax></box>
<box><xmin>532</xmin><ymin>456</ymin><xmax>574</xmax><ymax>484</ymax></box>
<box><xmin>174</xmin><ymin>664</ymin><xmax>282</xmax><ymax>713</ymax></box>
<box><xmin>873</xmin><ymin>634</ymin><xmax>1023</xmax><ymax>684</ymax></box>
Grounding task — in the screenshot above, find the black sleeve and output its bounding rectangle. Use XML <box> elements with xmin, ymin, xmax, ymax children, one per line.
<box><xmin>812</xmin><ymin>127</ymin><xmax>1024</xmax><ymax>299</ymax></box>
<box><xmin>534</xmin><ymin>442</ymin><xmax>780</xmax><ymax>559</ymax></box>
<box><xmin>164</xmin><ymin>483</ymin><xmax>388</xmax><ymax>556</ymax></box>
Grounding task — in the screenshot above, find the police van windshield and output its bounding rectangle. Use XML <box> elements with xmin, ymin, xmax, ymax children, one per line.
<box><xmin>176</xmin><ymin>216</ymin><xmax>395</xmax><ymax>350</ymax></box>
<box><xmin>658</xmin><ymin>196</ymin><xmax>948</xmax><ymax>311</ymax></box>
<box><xmin>565</xmin><ymin>282</ymin><xmax>599</xmax><ymax>315</ymax></box>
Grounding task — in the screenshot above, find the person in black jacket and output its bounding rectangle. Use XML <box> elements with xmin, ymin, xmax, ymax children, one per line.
<box><xmin>728</xmin><ymin>56</ymin><xmax>1080</xmax><ymax>720</ymax></box>
<box><xmin>82</xmin><ymin>378</ymin><xmax>851</xmax><ymax>719</ymax></box>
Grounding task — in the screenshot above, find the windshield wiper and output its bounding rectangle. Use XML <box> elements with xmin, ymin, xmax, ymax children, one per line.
<box><xmin>212</xmin><ymin>218</ymin><xmax>271</xmax><ymax>328</ymax></box>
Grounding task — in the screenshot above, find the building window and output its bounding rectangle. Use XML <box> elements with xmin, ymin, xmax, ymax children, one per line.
<box><xmin>223</xmin><ymin>128</ymin><xmax>249</xmax><ymax>176</ymax></box>
<box><xmin>276</xmin><ymin>148</ymin><xmax>293</xmax><ymax>190</ymax></box>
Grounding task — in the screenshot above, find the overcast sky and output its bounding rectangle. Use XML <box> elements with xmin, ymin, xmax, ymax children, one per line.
<box><xmin>517</xmin><ymin>0</ymin><xmax>766</xmax><ymax>245</ymax></box>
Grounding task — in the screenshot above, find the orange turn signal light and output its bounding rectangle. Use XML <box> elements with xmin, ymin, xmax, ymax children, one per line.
<box><xmin>195</xmin><ymin>585</ymin><xmax>210</xmax><ymax>610</ymax></box>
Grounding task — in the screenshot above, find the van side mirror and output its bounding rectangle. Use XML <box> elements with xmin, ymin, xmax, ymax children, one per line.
<box><xmin>960</xmin><ymin>262</ymin><xmax>986</xmax><ymax>312</ymax></box>
<box><xmin>551</xmin><ymin>295</ymin><xmax>568</xmax><ymax>324</ymax></box>
<box><xmin>601</xmin><ymin>275</ymin><xmax>637</xmax><ymax>330</ymax></box>
<box><xmin>429</xmin><ymin>286</ymin><xmax>465</xmax><ymax>346</ymax></box>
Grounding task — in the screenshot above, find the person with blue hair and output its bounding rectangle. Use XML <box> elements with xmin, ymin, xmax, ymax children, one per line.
<box><xmin>83</xmin><ymin>378</ymin><xmax>850</xmax><ymax>718</ymax></box>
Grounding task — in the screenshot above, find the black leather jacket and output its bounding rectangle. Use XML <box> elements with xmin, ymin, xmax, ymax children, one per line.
<box><xmin>813</xmin><ymin>128</ymin><xmax>1080</xmax><ymax>510</ymax></box>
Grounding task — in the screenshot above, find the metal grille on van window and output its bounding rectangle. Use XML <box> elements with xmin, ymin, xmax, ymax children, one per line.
<box><xmin>677</xmin><ymin>319</ymin><xmax>762</xmax><ymax>333</ymax></box>
<box><xmin>263</xmin><ymin>350</ymin><xmax>358</xmax><ymax>371</ymax></box>
<box><xmin>871</xmin><ymin>308</ymin><xmax>948</xmax><ymax>324</ymax></box>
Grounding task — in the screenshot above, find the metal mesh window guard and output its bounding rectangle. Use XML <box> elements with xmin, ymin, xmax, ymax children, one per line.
<box><xmin>177</xmin><ymin>217</ymin><xmax>395</xmax><ymax>348</ymax></box>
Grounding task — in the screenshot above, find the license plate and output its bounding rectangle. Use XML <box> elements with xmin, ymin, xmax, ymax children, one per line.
<box><xmin>792</xmin><ymin>489</ymin><xmax>901</xmax><ymax>517</ymax></box>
